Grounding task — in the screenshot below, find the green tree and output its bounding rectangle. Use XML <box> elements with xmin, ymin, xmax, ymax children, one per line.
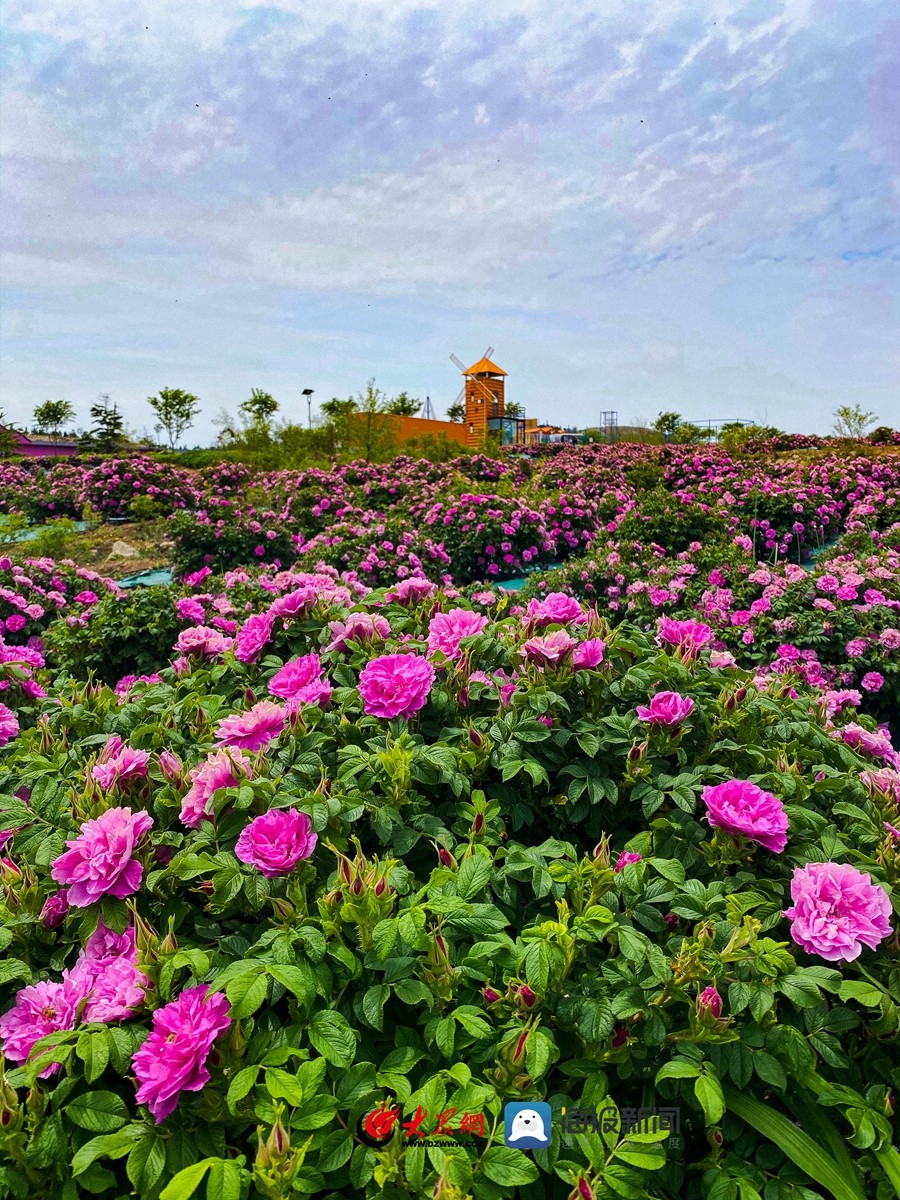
<box><xmin>33</xmin><ymin>399</ymin><xmax>75</xmax><ymax>437</ymax></box>
<box><xmin>351</xmin><ymin>380</ymin><xmax>398</xmax><ymax>463</ymax></box>
<box><xmin>239</xmin><ymin>389</ymin><xmax>279</xmax><ymax>429</ymax></box>
<box><xmin>385</xmin><ymin>391</ymin><xmax>422</xmax><ymax>417</ymax></box>
<box><xmin>832</xmin><ymin>403</ymin><xmax>877</xmax><ymax>438</ymax></box>
<box><xmin>505</xmin><ymin>400</ymin><xmax>525</xmax><ymax>418</ymax></box>
<box><xmin>320</xmin><ymin>397</ymin><xmax>359</xmax><ymax>421</ymax></box>
<box><xmin>147</xmin><ymin>387</ymin><xmax>200</xmax><ymax>450</ymax></box>
<box><xmin>0</xmin><ymin>410</ymin><xmax>18</xmax><ymax>458</ymax></box>
<box><xmin>653</xmin><ymin>411</ymin><xmax>682</xmax><ymax>442</ymax></box>
<box><xmin>86</xmin><ymin>394</ymin><xmax>126</xmax><ymax>453</ymax></box>
<box><xmin>446</xmin><ymin>399</ymin><xmax>465</xmax><ymax>422</ymax></box>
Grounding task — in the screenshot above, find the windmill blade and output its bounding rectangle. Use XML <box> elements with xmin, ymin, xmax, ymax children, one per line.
<box><xmin>450</xmin><ymin>353</ymin><xmax>467</xmax><ymax>373</ymax></box>
<box><xmin>483</xmin><ymin>346</ymin><xmax>494</xmax><ymax>360</ymax></box>
<box><xmin>452</xmin><ymin>385</ymin><xmax>465</xmax><ymax>406</ymax></box>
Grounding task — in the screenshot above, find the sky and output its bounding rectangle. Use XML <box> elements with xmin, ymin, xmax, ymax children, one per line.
<box><xmin>1</xmin><ymin>0</ymin><xmax>898</xmax><ymax>442</ymax></box>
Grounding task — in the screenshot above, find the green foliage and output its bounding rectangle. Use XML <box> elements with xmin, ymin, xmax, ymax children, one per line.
<box><xmin>832</xmin><ymin>404</ymin><xmax>877</xmax><ymax>439</ymax></box>
<box><xmin>33</xmin><ymin>400</ymin><xmax>75</xmax><ymax>437</ymax></box>
<box><xmin>83</xmin><ymin>394</ymin><xmax>126</xmax><ymax>454</ymax></box>
<box><xmin>148</xmin><ymin>389</ymin><xmax>201</xmax><ymax>451</ymax></box>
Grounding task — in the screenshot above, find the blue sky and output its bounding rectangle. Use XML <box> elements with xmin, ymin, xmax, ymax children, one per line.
<box><xmin>1</xmin><ymin>0</ymin><xmax>898</xmax><ymax>440</ymax></box>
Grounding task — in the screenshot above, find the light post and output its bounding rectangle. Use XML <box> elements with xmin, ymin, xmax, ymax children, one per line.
<box><xmin>302</xmin><ymin>388</ymin><xmax>314</xmax><ymax>429</ymax></box>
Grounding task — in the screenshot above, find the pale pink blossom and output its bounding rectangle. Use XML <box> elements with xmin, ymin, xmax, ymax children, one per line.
<box><xmin>636</xmin><ymin>691</ymin><xmax>694</xmax><ymax>728</ymax></box>
<box><xmin>0</xmin><ymin>979</ymin><xmax>83</xmax><ymax>1075</ymax></box>
<box><xmin>180</xmin><ymin>749</ymin><xmax>252</xmax><ymax>828</ymax></box>
<box><xmin>427</xmin><ymin>608</ymin><xmax>489</xmax><ymax>660</ymax></box>
<box><xmin>50</xmin><ymin>807</ymin><xmax>154</xmax><ymax>907</ymax></box>
<box><xmin>702</xmin><ymin>780</ymin><xmax>789</xmax><ymax>853</ymax></box>
<box><xmin>784</xmin><ymin>862</ymin><xmax>892</xmax><ymax>961</ymax></box>
<box><xmin>214</xmin><ymin>699</ymin><xmax>285</xmax><ymax>752</ymax></box>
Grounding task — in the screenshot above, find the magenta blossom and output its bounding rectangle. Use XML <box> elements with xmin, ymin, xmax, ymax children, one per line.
<box><xmin>0</xmin><ymin>702</ymin><xmax>19</xmax><ymax>746</ymax></box>
<box><xmin>132</xmin><ymin>984</ymin><xmax>232</xmax><ymax>1123</ymax></box>
<box><xmin>614</xmin><ymin>851</ymin><xmax>642</xmax><ymax>873</ymax></box>
<box><xmin>702</xmin><ymin>780</ymin><xmax>788</xmax><ymax>853</ymax></box>
<box><xmin>268</xmin><ymin>653</ymin><xmax>332</xmax><ymax>707</ymax></box>
<box><xmin>174</xmin><ymin>625</ymin><xmax>234</xmax><ymax>657</ymax></box>
<box><xmin>90</xmin><ymin>739</ymin><xmax>150</xmax><ymax>791</ymax></box>
<box><xmin>386</xmin><ymin>577</ymin><xmax>437</xmax><ymax>604</ymax></box>
<box><xmin>50</xmin><ymin>807</ymin><xmax>154</xmax><ymax>907</ymax></box>
<box><xmin>325</xmin><ymin>612</ymin><xmax>391</xmax><ymax>653</ymax></box>
<box><xmin>0</xmin><ymin>978</ymin><xmax>83</xmax><ymax>1075</ymax></box>
<box><xmin>215</xmin><ymin>699</ymin><xmax>286</xmax><ymax>752</ymax></box>
<box><xmin>835</xmin><ymin>723</ymin><xmax>898</xmax><ymax>765</ymax></box>
<box><xmin>573</xmin><ymin>638</ymin><xmax>605</xmax><ymax>669</ymax></box>
<box><xmin>861</xmin><ymin>672</ymin><xmax>885</xmax><ymax>693</ymax></box>
<box><xmin>358</xmin><ymin>653</ymin><xmax>435</xmax><ymax>719</ymax></box>
<box><xmin>65</xmin><ymin>922</ymin><xmax>148</xmax><ymax>1022</ymax></box>
<box><xmin>427</xmin><ymin>608</ymin><xmax>489</xmax><ymax>661</ymax></box>
<box><xmin>525</xmin><ymin>592</ymin><xmax>586</xmax><ymax>628</ymax></box>
<box><xmin>656</xmin><ymin>617</ymin><xmax>715</xmax><ymax>660</ymax></box>
<box><xmin>235</xmin><ymin>808</ymin><xmax>318</xmax><ymax>878</ymax></box>
<box><xmin>180</xmin><ymin>749</ymin><xmax>252</xmax><ymax>828</ymax></box>
<box><xmin>636</xmin><ymin>691</ymin><xmax>694</xmax><ymax>728</ymax></box>
<box><xmin>40</xmin><ymin>890</ymin><xmax>69</xmax><ymax>929</ymax></box>
<box><xmin>784</xmin><ymin>862</ymin><xmax>892</xmax><ymax>961</ymax></box>
<box><xmin>234</xmin><ymin>612</ymin><xmax>274</xmax><ymax>664</ymax></box>
<box><xmin>519</xmin><ymin>629</ymin><xmax>577</xmax><ymax>666</ymax></box>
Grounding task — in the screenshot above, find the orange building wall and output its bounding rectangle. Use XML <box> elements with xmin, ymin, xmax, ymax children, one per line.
<box><xmin>465</xmin><ymin>376</ymin><xmax>505</xmax><ymax>448</ymax></box>
<box><xmin>390</xmin><ymin>414</ymin><xmax>470</xmax><ymax>446</ymax></box>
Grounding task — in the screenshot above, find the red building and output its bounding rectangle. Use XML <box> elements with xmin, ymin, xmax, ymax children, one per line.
<box><xmin>1</xmin><ymin>428</ymin><xmax>81</xmax><ymax>458</ymax></box>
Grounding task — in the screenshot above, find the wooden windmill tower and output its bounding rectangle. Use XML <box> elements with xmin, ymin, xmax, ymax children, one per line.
<box><xmin>449</xmin><ymin>347</ymin><xmax>509</xmax><ymax>449</ymax></box>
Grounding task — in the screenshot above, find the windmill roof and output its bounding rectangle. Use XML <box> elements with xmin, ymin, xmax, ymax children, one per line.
<box><xmin>464</xmin><ymin>356</ymin><xmax>507</xmax><ymax>376</ymax></box>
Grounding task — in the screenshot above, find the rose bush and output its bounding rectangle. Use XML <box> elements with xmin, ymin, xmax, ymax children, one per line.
<box><xmin>2</xmin><ymin>575</ymin><xmax>899</xmax><ymax>1200</ymax></box>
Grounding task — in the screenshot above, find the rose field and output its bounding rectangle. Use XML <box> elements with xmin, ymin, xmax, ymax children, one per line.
<box><xmin>1</xmin><ymin>435</ymin><xmax>899</xmax><ymax>1200</ymax></box>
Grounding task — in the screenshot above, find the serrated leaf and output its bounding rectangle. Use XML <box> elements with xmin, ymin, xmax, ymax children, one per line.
<box><xmin>226</xmin><ymin>1064</ymin><xmax>259</xmax><ymax>1111</ymax></box>
<box><xmin>695</xmin><ymin>1073</ymin><xmax>725</xmax><ymax>1126</ymax></box>
<box><xmin>225</xmin><ymin>969</ymin><xmax>268</xmax><ymax>1019</ymax></box>
<box><xmin>65</xmin><ymin>1090</ymin><xmax>129</xmax><ymax>1133</ymax></box>
<box><xmin>480</xmin><ymin>1146</ymin><xmax>539</xmax><ymax>1186</ymax></box>
<box><xmin>457</xmin><ymin>851</ymin><xmax>493</xmax><ymax>901</ymax></box>
<box><xmin>308</xmin><ymin>1009</ymin><xmax>356</xmax><ymax>1067</ymax></box>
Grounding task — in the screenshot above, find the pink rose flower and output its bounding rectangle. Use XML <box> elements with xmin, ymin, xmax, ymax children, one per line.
<box><xmin>234</xmin><ymin>612</ymin><xmax>274</xmax><ymax>664</ymax></box>
<box><xmin>656</xmin><ymin>617</ymin><xmax>714</xmax><ymax>660</ymax></box>
<box><xmin>524</xmin><ymin>592</ymin><xmax>586</xmax><ymax>628</ymax></box>
<box><xmin>358</xmin><ymin>653</ymin><xmax>435</xmax><ymax>719</ymax></box>
<box><xmin>174</xmin><ymin>625</ymin><xmax>233</xmax><ymax>657</ymax></box>
<box><xmin>40</xmin><ymin>890</ymin><xmax>69</xmax><ymax>929</ymax></box>
<box><xmin>386</xmin><ymin>577</ymin><xmax>437</xmax><ymax>604</ymax></box>
<box><xmin>427</xmin><ymin>609</ymin><xmax>489</xmax><ymax>661</ymax></box>
<box><xmin>235</xmin><ymin>808</ymin><xmax>318</xmax><ymax>877</ymax></box>
<box><xmin>132</xmin><ymin>984</ymin><xmax>232</xmax><ymax>1123</ymax></box>
<box><xmin>861</xmin><ymin>672</ymin><xmax>884</xmax><ymax>693</ymax></box>
<box><xmin>636</xmin><ymin>691</ymin><xmax>694</xmax><ymax>728</ymax></box>
<box><xmin>0</xmin><ymin>978</ymin><xmax>83</xmax><ymax>1075</ymax></box>
<box><xmin>0</xmin><ymin>702</ymin><xmax>19</xmax><ymax>746</ymax></box>
<box><xmin>325</xmin><ymin>612</ymin><xmax>391</xmax><ymax>653</ymax></box>
<box><xmin>702</xmin><ymin>779</ymin><xmax>789</xmax><ymax>853</ymax></box>
<box><xmin>268</xmin><ymin>586</ymin><xmax>316</xmax><ymax>618</ymax></box>
<box><xmin>573</xmin><ymin>638</ymin><xmax>605</xmax><ymax>669</ymax></box>
<box><xmin>176</xmin><ymin>597</ymin><xmax>206</xmax><ymax>623</ymax></box>
<box><xmin>50</xmin><ymin>807</ymin><xmax>154</xmax><ymax>906</ymax></box>
<box><xmin>519</xmin><ymin>629</ymin><xmax>577</xmax><ymax>666</ymax></box>
<box><xmin>90</xmin><ymin>738</ymin><xmax>151</xmax><ymax>791</ymax></box>
<box><xmin>784</xmin><ymin>862</ymin><xmax>892</xmax><ymax>961</ymax></box>
<box><xmin>64</xmin><ymin>922</ymin><xmax>148</xmax><ymax>1022</ymax></box>
<box><xmin>214</xmin><ymin>699</ymin><xmax>286</xmax><ymax>752</ymax></box>
<box><xmin>268</xmin><ymin>653</ymin><xmax>332</xmax><ymax>707</ymax></box>
<box><xmin>835</xmin><ymin>723</ymin><xmax>898</xmax><ymax>764</ymax></box>
<box><xmin>180</xmin><ymin>748</ymin><xmax>252</xmax><ymax>828</ymax></box>
<box><xmin>614</xmin><ymin>851</ymin><xmax>642</xmax><ymax>873</ymax></box>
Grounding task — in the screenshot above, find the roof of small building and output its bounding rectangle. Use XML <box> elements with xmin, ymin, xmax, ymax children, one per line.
<box><xmin>464</xmin><ymin>356</ymin><xmax>507</xmax><ymax>376</ymax></box>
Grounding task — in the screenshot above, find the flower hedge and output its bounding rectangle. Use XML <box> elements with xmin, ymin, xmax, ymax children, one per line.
<box><xmin>2</xmin><ymin>580</ymin><xmax>899</xmax><ymax>1200</ymax></box>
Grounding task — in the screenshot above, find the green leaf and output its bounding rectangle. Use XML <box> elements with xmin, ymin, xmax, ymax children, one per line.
<box><xmin>226</xmin><ymin>1064</ymin><xmax>260</xmax><ymax>1111</ymax></box>
<box><xmin>76</xmin><ymin>1029</ymin><xmax>109</xmax><ymax>1084</ymax></box>
<box><xmin>656</xmin><ymin>1059</ymin><xmax>701</xmax><ymax>1081</ymax></box>
<box><xmin>457</xmin><ymin>850</ymin><xmax>493</xmax><ymax>901</ymax></box>
<box><xmin>266</xmin><ymin>1066</ymin><xmax>304</xmax><ymax>1106</ymax></box>
<box><xmin>838</xmin><ymin>980</ymin><xmax>883</xmax><ymax>1007</ymax></box>
<box><xmin>71</xmin><ymin>1128</ymin><xmax>144</xmax><ymax>1176</ymax></box>
<box><xmin>159</xmin><ymin>1159</ymin><xmax>214</xmax><ymax>1200</ymax></box>
<box><xmin>206</xmin><ymin>1159</ymin><xmax>242</xmax><ymax>1200</ymax></box>
<box><xmin>523</xmin><ymin>940</ymin><xmax>553</xmax><ymax>991</ymax></box>
<box><xmin>267</xmin><ymin>962</ymin><xmax>316</xmax><ymax>1005</ymax></box>
<box><xmin>65</xmin><ymin>1090</ymin><xmax>129</xmax><ymax>1133</ymax></box>
<box><xmin>695</xmin><ymin>1072</ymin><xmax>725</xmax><ymax>1126</ymax></box>
<box><xmin>363</xmin><ymin>984</ymin><xmax>390</xmax><ymax>1031</ymax></box>
<box><xmin>616</xmin><ymin>1137</ymin><xmax>667</xmax><ymax>1170</ymax></box>
<box><xmin>372</xmin><ymin>918</ymin><xmax>398</xmax><ymax>961</ymax></box>
<box><xmin>127</xmin><ymin>1131</ymin><xmax>167</xmax><ymax>1192</ymax></box>
<box><xmin>480</xmin><ymin>1146</ymin><xmax>539</xmax><ymax>1186</ymax></box>
<box><xmin>724</xmin><ymin>1087</ymin><xmax>867</xmax><ymax>1200</ymax></box>
<box><xmin>308</xmin><ymin>1009</ymin><xmax>356</xmax><ymax>1067</ymax></box>
<box><xmin>225</xmin><ymin>969</ymin><xmax>268</xmax><ymax>1019</ymax></box>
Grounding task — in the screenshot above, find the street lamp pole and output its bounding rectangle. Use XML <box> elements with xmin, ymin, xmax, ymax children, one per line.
<box><xmin>302</xmin><ymin>388</ymin><xmax>314</xmax><ymax>429</ymax></box>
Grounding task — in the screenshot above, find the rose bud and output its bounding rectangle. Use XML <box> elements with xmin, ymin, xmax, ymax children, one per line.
<box><xmin>697</xmin><ymin>986</ymin><xmax>723</xmax><ymax>1019</ymax></box>
<box><xmin>483</xmin><ymin>986</ymin><xmax>501</xmax><ymax>1005</ymax></box>
<box><xmin>469</xmin><ymin>728</ymin><xmax>484</xmax><ymax>748</ymax></box>
<box><xmin>610</xmin><ymin>1024</ymin><xmax>628</xmax><ymax>1049</ymax></box>
<box><xmin>351</xmin><ymin>878</ymin><xmax>364</xmax><ymax>895</ymax></box>
<box><xmin>515</xmin><ymin>984</ymin><xmax>537</xmax><ymax>1009</ymax></box>
<box><xmin>40</xmin><ymin>890</ymin><xmax>69</xmax><ymax>929</ymax></box>
<box><xmin>437</xmin><ymin>847</ymin><xmax>456</xmax><ymax>868</ymax></box>
<box><xmin>473</xmin><ymin>813</ymin><xmax>485</xmax><ymax>835</ymax></box>
<box><xmin>374</xmin><ymin>877</ymin><xmax>387</xmax><ymax>896</ymax></box>
<box><xmin>664</xmin><ymin>912</ymin><xmax>679</xmax><ymax>931</ymax></box>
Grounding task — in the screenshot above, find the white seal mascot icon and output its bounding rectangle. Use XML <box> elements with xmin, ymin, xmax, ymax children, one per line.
<box><xmin>508</xmin><ymin>1108</ymin><xmax>550</xmax><ymax>1144</ymax></box>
